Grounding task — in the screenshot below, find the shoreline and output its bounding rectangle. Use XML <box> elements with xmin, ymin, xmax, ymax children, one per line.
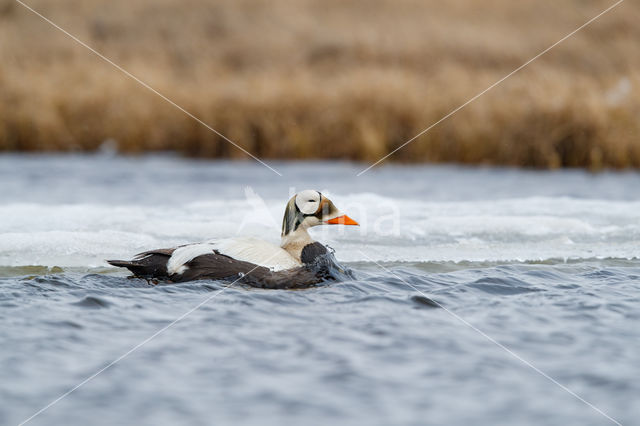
<box><xmin>2</xmin><ymin>0</ymin><xmax>639</xmax><ymax>169</ymax></box>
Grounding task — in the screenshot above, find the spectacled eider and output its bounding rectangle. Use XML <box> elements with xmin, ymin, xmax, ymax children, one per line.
<box><xmin>107</xmin><ymin>190</ymin><xmax>358</xmax><ymax>288</ymax></box>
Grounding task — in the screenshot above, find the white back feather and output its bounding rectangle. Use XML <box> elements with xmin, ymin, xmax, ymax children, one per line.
<box><xmin>166</xmin><ymin>237</ymin><xmax>300</xmax><ymax>275</ymax></box>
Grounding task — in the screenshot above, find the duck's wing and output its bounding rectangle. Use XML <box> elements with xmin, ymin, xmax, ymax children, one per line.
<box><xmin>174</xmin><ymin>253</ymin><xmax>332</xmax><ymax>288</ymax></box>
<box><xmin>167</xmin><ymin>238</ymin><xmax>300</xmax><ymax>275</ymax></box>
<box><xmin>175</xmin><ymin>252</ymin><xmax>271</xmax><ymax>282</ymax></box>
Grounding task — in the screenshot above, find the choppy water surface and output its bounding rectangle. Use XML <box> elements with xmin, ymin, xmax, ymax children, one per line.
<box><xmin>1</xmin><ymin>154</ymin><xmax>639</xmax><ymax>426</ymax></box>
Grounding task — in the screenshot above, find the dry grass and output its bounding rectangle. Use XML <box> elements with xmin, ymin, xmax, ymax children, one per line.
<box><xmin>1</xmin><ymin>0</ymin><xmax>639</xmax><ymax>168</ymax></box>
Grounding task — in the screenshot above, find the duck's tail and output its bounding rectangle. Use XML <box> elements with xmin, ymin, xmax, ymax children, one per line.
<box><xmin>107</xmin><ymin>251</ymin><xmax>173</xmax><ymax>278</ymax></box>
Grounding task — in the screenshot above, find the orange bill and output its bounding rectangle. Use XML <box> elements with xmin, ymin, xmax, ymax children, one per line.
<box><xmin>326</xmin><ymin>214</ymin><xmax>359</xmax><ymax>226</ymax></box>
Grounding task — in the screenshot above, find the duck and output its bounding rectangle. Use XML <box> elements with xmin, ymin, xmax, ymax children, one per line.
<box><xmin>107</xmin><ymin>190</ymin><xmax>359</xmax><ymax>287</ymax></box>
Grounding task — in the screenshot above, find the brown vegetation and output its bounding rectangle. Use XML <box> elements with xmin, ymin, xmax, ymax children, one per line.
<box><xmin>1</xmin><ymin>0</ymin><xmax>639</xmax><ymax>168</ymax></box>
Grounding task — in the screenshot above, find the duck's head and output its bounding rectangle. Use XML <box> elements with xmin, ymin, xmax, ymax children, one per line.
<box><xmin>281</xmin><ymin>190</ymin><xmax>359</xmax><ymax>237</ymax></box>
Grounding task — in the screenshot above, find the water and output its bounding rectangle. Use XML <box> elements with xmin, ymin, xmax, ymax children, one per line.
<box><xmin>1</xmin><ymin>154</ymin><xmax>639</xmax><ymax>426</ymax></box>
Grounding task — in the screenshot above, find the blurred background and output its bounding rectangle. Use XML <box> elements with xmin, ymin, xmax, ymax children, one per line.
<box><xmin>1</xmin><ymin>0</ymin><xmax>638</xmax><ymax>169</ymax></box>
<box><xmin>3</xmin><ymin>3</ymin><xmax>640</xmax><ymax>426</ymax></box>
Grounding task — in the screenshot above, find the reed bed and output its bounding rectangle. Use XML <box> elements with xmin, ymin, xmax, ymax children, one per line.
<box><xmin>1</xmin><ymin>0</ymin><xmax>639</xmax><ymax>168</ymax></box>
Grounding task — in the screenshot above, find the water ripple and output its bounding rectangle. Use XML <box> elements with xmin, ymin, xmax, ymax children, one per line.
<box><xmin>1</xmin><ymin>261</ymin><xmax>639</xmax><ymax>426</ymax></box>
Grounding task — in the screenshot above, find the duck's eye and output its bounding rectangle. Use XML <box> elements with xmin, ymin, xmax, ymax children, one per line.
<box><xmin>308</xmin><ymin>200</ymin><xmax>315</xmax><ymax>202</ymax></box>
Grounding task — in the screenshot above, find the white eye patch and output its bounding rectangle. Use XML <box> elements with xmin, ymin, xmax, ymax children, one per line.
<box><xmin>295</xmin><ymin>189</ymin><xmax>320</xmax><ymax>214</ymax></box>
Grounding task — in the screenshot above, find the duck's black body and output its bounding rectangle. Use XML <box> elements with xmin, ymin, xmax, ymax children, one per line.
<box><xmin>108</xmin><ymin>242</ymin><xmax>336</xmax><ymax>289</ymax></box>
